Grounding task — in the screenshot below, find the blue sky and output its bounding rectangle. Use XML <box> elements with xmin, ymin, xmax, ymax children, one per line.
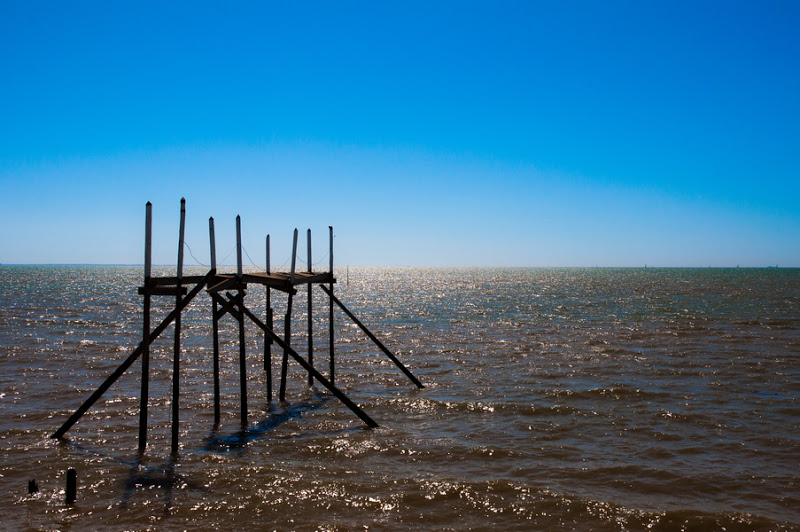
<box><xmin>1</xmin><ymin>1</ymin><xmax>798</xmax><ymax>266</ymax></box>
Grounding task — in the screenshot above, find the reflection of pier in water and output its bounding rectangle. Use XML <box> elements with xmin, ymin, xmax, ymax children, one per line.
<box><xmin>52</xmin><ymin>198</ymin><xmax>423</xmax><ymax>456</ymax></box>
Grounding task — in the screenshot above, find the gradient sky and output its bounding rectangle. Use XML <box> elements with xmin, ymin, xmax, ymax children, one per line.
<box><xmin>1</xmin><ymin>1</ymin><xmax>798</xmax><ymax>267</ymax></box>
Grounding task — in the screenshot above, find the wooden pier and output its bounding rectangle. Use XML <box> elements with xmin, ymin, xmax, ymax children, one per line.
<box><xmin>52</xmin><ymin>199</ymin><xmax>423</xmax><ymax>454</ymax></box>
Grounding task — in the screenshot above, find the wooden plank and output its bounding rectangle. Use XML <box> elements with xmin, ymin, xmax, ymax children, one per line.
<box><xmin>147</xmin><ymin>275</ymin><xmax>209</xmax><ymax>286</ymax></box>
<box><xmin>206</xmin><ymin>276</ymin><xmax>239</xmax><ymax>293</ymax></box>
<box><xmin>138</xmin><ymin>286</ymin><xmax>188</xmax><ymax>296</ymax></box>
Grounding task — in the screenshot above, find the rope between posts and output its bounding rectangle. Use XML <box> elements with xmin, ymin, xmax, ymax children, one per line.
<box><xmin>242</xmin><ymin>245</ymin><xmax>262</xmax><ymax>270</ymax></box>
<box><xmin>183</xmin><ymin>242</ymin><xmax>331</xmax><ymax>270</ymax></box>
<box><xmin>184</xmin><ymin>241</ymin><xmax>209</xmax><ymax>267</ymax></box>
<box><xmin>219</xmin><ymin>245</ymin><xmax>236</xmax><ymax>266</ymax></box>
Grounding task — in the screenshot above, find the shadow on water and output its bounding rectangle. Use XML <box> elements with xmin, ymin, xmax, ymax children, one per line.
<box><xmin>57</xmin><ymin>391</ymin><xmax>362</xmax><ymax>513</ymax></box>
<box><xmin>120</xmin><ymin>453</ymin><xmax>208</xmax><ymax>515</ymax></box>
<box><xmin>201</xmin><ymin>392</ymin><xmax>338</xmax><ymax>453</ymax></box>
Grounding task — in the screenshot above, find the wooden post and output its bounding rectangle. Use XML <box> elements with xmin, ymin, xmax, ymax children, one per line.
<box><xmin>171</xmin><ymin>198</ymin><xmax>186</xmax><ymax>455</ymax></box>
<box><xmin>236</xmin><ymin>215</ymin><xmax>247</xmax><ymax>425</ymax></box>
<box><xmin>264</xmin><ymin>234</ymin><xmax>272</xmax><ymax>402</ymax></box>
<box><xmin>329</xmin><ymin>226</ymin><xmax>335</xmax><ymax>385</ymax></box>
<box><xmin>280</xmin><ymin>229</ymin><xmax>298</xmax><ymax>401</ymax></box>
<box><xmin>209</xmin><ymin>217</ymin><xmax>220</xmax><ymax>424</ymax></box>
<box><xmin>51</xmin><ymin>272</ymin><xmax>214</xmax><ymax>440</ymax></box>
<box><xmin>307</xmin><ymin>229</ymin><xmax>313</xmax><ymax>386</ymax></box>
<box><xmin>65</xmin><ymin>468</ymin><xmax>77</xmax><ymax>503</ymax></box>
<box><xmin>236</xmin><ymin>301</ymin><xmax>379</xmax><ymax>428</ymax></box>
<box><xmin>138</xmin><ymin>201</ymin><xmax>152</xmax><ymax>450</ymax></box>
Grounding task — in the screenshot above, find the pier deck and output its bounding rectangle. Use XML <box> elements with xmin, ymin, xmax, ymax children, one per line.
<box><xmin>143</xmin><ymin>271</ymin><xmax>335</xmax><ymax>295</ymax></box>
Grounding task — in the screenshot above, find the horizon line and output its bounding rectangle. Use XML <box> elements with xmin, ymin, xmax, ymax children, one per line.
<box><xmin>0</xmin><ymin>263</ymin><xmax>795</xmax><ymax>269</ymax></box>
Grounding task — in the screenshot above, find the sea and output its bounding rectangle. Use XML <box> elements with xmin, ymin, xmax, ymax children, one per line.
<box><xmin>1</xmin><ymin>265</ymin><xmax>798</xmax><ymax>531</ymax></box>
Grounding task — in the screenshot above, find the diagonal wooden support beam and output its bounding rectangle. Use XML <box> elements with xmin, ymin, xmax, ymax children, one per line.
<box><xmin>236</xmin><ymin>301</ymin><xmax>379</xmax><ymax>429</ymax></box>
<box><xmin>209</xmin><ymin>291</ymin><xmax>243</xmax><ymax>322</ymax></box>
<box><xmin>319</xmin><ymin>284</ymin><xmax>424</xmax><ymax>389</ymax></box>
<box><xmin>51</xmin><ymin>271</ymin><xmax>215</xmax><ymax>440</ymax></box>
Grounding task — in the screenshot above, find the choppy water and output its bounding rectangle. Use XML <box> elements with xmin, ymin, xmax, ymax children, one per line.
<box><xmin>1</xmin><ymin>266</ymin><xmax>799</xmax><ymax>530</ymax></box>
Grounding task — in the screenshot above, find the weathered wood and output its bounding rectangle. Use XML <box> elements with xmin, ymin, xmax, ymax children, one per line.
<box><xmin>212</xmin><ymin>297</ymin><xmax>221</xmax><ymax>424</ymax></box>
<box><xmin>65</xmin><ymin>468</ymin><xmax>77</xmax><ymax>503</ymax></box>
<box><xmin>280</xmin><ymin>291</ymin><xmax>293</xmax><ymax>402</ymax></box>
<box><xmin>210</xmin><ymin>217</ymin><xmax>220</xmax><ymax>423</ymax></box>
<box><xmin>236</xmin><ymin>215</ymin><xmax>243</xmax><ymax>280</ymax></box>
<box><xmin>139</xmin><ymin>202</ymin><xmax>153</xmax><ymax>450</ymax></box>
<box><xmin>172</xmin><ymin>198</ymin><xmax>186</xmax><ymax>454</ymax></box>
<box><xmin>235</xmin><ymin>215</ymin><xmax>248</xmax><ymax>425</ymax></box>
<box><xmin>307</xmin><ymin>229</ymin><xmax>313</xmax><ymax>387</ymax></box>
<box><xmin>265</xmin><ymin>234</ymin><xmax>272</xmax><ymax>402</ymax></box>
<box><xmin>241</xmin><ymin>271</ymin><xmax>331</xmax><ymax>290</ymax></box>
<box><xmin>137</xmin><ymin>286</ymin><xmax>188</xmax><ymax>296</ymax></box>
<box><xmin>206</xmin><ymin>276</ymin><xmax>239</xmax><ymax>293</ymax></box>
<box><xmin>147</xmin><ymin>275</ymin><xmax>211</xmax><ymax>286</ymax></box>
<box><xmin>280</xmin><ymin>229</ymin><xmax>299</xmax><ymax>401</ymax></box>
<box><xmin>52</xmin><ymin>272</ymin><xmax>214</xmax><ymax>439</ymax></box>
<box><xmin>144</xmin><ymin>202</ymin><xmax>152</xmax><ymax>279</ymax></box>
<box><xmin>209</xmin><ymin>217</ymin><xmax>217</xmax><ymax>272</ymax></box>
<box><xmin>235</xmin><ymin>291</ymin><xmax>248</xmax><ymax>425</ymax></box>
<box><xmin>237</xmin><ymin>302</ymin><xmax>379</xmax><ymax>428</ymax></box>
<box><xmin>329</xmin><ymin>226</ymin><xmax>335</xmax><ymax>385</ymax></box>
<box><xmin>290</xmin><ymin>228</ymin><xmax>298</xmax><ymax>285</ymax></box>
<box><xmin>320</xmin><ymin>284</ymin><xmax>424</xmax><ymax>389</ymax></box>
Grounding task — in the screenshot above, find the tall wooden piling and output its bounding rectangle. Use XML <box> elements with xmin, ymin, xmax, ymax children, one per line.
<box><xmin>265</xmin><ymin>234</ymin><xmax>273</xmax><ymax>402</ymax></box>
<box><xmin>209</xmin><ymin>217</ymin><xmax>221</xmax><ymax>424</ymax></box>
<box><xmin>280</xmin><ymin>229</ymin><xmax>298</xmax><ymax>401</ymax></box>
<box><xmin>307</xmin><ymin>229</ymin><xmax>314</xmax><ymax>386</ymax></box>
<box><xmin>236</xmin><ymin>215</ymin><xmax>247</xmax><ymax>425</ymax></box>
<box><xmin>328</xmin><ymin>226</ymin><xmax>335</xmax><ymax>385</ymax></box>
<box><xmin>138</xmin><ymin>202</ymin><xmax>152</xmax><ymax>450</ymax></box>
<box><xmin>171</xmin><ymin>198</ymin><xmax>186</xmax><ymax>454</ymax></box>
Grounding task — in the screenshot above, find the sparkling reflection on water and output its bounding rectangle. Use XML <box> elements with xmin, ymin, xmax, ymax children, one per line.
<box><xmin>1</xmin><ymin>266</ymin><xmax>799</xmax><ymax>530</ymax></box>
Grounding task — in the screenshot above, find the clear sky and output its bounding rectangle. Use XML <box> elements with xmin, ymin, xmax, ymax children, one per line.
<box><xmin>1</xmin><ymin>1</ymin><xmax>798</xmax><ymax>267</ymax></box>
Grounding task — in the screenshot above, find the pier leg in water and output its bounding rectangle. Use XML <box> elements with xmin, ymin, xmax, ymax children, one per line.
<box><xmin>235</xmin><ymin>216</ymin><xmax>247</xmax><ymax>426</ymax></box>
<box><xmin>307</xmin><ymin>228</ymin><xmax>314</xmax><ymax>387</ymax></box>
<box><xmin>209</xmin><ymin>217</ymin><xmax>220</xmax><ymax>424</ymax></box>
<box><xmin>320</xmin><ymin>284</ymin><xmax>424</xmax><ymax>389</ymax></box>
<box><xmin>265</xmin><ymin>234</ymin><xmax>273</xmax><ymax>403</ymax></box>
<box><xmin>328</xmin><ymin>226</ymin><xmax>335</xmax><ymax>385</ymax></box>
<box><xmin>171</xmin><ymin>198</ymin><xmax>186</xmax><ymax>455</ymax></box>
<box><xmin>139</xmin><ymin>201</ymin><xmax>152</xmax><ymax>450</ymax></box>
<box><xmin>280</xmin><ymin>228</ymin><xmax>299</xmax><ymax>402</ymax></box>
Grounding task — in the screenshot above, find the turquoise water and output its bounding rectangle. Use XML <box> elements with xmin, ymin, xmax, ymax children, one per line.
<box><xmin>1</xmin><ymin>266</ymin><xmax>799</xmax><ymax>530</ymax></box>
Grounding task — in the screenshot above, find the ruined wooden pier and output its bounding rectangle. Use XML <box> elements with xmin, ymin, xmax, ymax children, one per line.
<box><xmin>52</xmin><ymin>199</ymin><xmax>423</xmax><ymax>453</ymax></box>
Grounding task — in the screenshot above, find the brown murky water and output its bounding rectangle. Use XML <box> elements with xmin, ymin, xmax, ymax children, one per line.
<box><xmin>1</xmin><ymin>266</ymin><xmax>799</xmax><ymax>530</ymax></box>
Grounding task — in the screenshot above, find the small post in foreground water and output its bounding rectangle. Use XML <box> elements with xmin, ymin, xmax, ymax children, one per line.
<box><xmin>65</xmin><ymin>468</ymin><xmax>77</xmax><ymax>503</ymax></box>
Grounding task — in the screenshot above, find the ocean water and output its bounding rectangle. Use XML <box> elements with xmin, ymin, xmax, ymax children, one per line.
<box><xmin>1</xmin><ymin>265</ymin><xmax>799</xmax><ymax>531</ymax></box>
